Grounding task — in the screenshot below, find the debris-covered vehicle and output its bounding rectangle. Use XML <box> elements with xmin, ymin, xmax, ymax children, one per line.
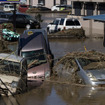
<box><xmin>2</xmin><ymin>29</ymin><xmax>20</xmax><ymax>41</ymax></box>
<box><xmin>0</xmin><ymin>53</ymin><xmax>27</xmax><ymax>96</ymax></box>
<box><xmin>53</xmin><ymin>50</ymin><xmax>105</xmax><ymax>87</ymax></box>
<box><xmin>18</xmin><ymin>29</ymin><xmax>54</xmax><ymax>81</ymax></box>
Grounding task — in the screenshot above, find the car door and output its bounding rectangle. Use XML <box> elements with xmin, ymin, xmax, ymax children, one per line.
<box><xmin>49</xmin><ymin>19</ymin><xmax>60</xmax><ymax>32</ymax></box>
<box><xmin>57</xmin><ymin>18</ymin><xmax>65</xmax><ymax>31</ymax></box>
<box><xmin>16</xmin><ymin>15</ymin><xmax>26</xmax><ymax>28</ymax></box>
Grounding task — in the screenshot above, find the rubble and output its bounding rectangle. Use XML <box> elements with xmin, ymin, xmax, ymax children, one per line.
<box><xmin>52</xmin><ymin>50</ymin><xmax>105</xmax><ymax>84</ymax></box>
<box><xmin>48</xmin><ymin>28</ymin><xmax>86</xmax><ymax>39</ymax></box>
<box><xmin>0</xmin><ymin>40</ymin><xmax>12</xmax><ymax>53</ymax></box>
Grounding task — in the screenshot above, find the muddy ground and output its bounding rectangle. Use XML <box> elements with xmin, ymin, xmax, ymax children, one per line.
<box><xmin>48</xmin><ymin>28</ymin><xmax>86</xmax><ymax>39</ymax></box>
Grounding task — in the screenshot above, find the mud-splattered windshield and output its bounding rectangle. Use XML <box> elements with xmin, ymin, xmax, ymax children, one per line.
<box><xmin>77</xmin><ymin>58</ymin><xmax>105</xmax><ymax>70</ymax></box>
<box><xmin>0</xmin><ymin>60</ymin><xmax>20</xmax><ymax>76</ymax></box>
<box><xmin>22</xmin><ymin>49</ymin><xmax>47</xmax><ymax>68</ymax></box>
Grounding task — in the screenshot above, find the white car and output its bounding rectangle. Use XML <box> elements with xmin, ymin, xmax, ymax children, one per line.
<box><xmin>47</xmin><ymin>18</ymin><xmax>82</xmax><ymax>34</ymax></box>
<box><xmin>3</xmin><ymin>4</ymin><xmax>14</xmax><ymax>12</ymax></box>
<box><xmin>51</xmin><ymin>5</ymin><xmax>72</xmax><ymax>11</ymax></box>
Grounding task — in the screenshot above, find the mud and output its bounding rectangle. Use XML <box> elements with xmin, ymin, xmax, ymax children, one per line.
<box><xmin>52</xmin><ymin>50</ymin><xmax>105</xmax><ymax>84</ymax></box>
<box><xmin>48</xmin><ymin>28</ymin><xmax>86</xmax><ymax>39</ymax></box>
<box><xmin>0</xmin><ymin>40</ymin><xmax>12</xmax><ymax>53</ymax></box>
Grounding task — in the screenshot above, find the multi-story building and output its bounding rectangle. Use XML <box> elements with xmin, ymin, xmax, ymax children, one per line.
<box><xmin>26</xmin><ymin>0</ymin><xmax>71</xmax><ymax>8</ymax></box>
<box><xmin>70</xmin><ymin>0</ymin><xmax>105</xmax><ymax>37</ymax></box>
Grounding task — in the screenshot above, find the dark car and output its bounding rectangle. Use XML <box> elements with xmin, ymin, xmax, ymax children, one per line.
<box><xmin>34</xmin><ymin>6</ymin><xmax>51</xmax><ymax>11</ymax></box>
<box><xmin>1</xmin><ymin>12</ymin><xmax>40</xmax><ymax>29</ymax></box>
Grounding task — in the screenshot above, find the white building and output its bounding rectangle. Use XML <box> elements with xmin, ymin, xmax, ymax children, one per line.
<box><xmin>26</xmin><ymin>0</ymin><xmax>71</xmax><ymax>8</ymax></box>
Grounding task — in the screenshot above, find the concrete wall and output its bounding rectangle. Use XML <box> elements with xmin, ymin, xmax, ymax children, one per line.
<box><xmin>67</xmin><ymin>15</ymin><xmax>104</xmax><ymax>38</ymax></box>
<box><xmin>26</xmin><ymin>0</ymin><xmax>71</xmax><ymax>8</ymax></box>
<box><xmin>45</xmin><ymin>0</ymin><xmax>54</xmax><ymax>8</ymax></box>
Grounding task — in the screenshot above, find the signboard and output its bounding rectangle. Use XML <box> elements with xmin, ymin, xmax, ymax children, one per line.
<box><xmin>0</xmin><ymin>0</ymin><xmax>20</xmax><ymax>3</ymax></box>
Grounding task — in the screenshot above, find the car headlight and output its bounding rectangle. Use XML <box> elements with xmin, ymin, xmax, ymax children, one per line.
<box><xmin>87</xmin><ymin>72</ymin><xmax>97</xmax><ymax>81</ymax></box>
<box><xmin>11</xmin><ymin>81</ymin><xmax>18</xmax><ymax>88</ymax></box>
<box><xmin>45</xmin><ymin>71</ymin><xmax>51</xmax><ymax>78</ymax></box>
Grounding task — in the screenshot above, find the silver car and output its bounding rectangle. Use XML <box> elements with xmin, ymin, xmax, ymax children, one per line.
<box><xmin>75</xmin><ymin>58</ymin><xmax>105</xmax><ymax>87</ymax></box>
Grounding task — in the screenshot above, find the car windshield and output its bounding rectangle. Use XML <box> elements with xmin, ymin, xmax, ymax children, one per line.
<box><xmin>77</xmin><ymin>58</ymin><xmax>105</xmax><ymax>70</ymax></box>
<box><xmin>21</xmin><ymin>49</ymin><xmax>47</xmax><ymax>68</ymax></box>
<box><xmin>0</xmin><ymin>60</ymin><xmax>20</xmax><ymax>76</ymax></box>
<box><xmin>25</xmin><ymin>15</ymin><xmax>35</xmax><ymax>21</ymax></box>
<box><xmin>9</xmin><ymin>6</ymin><xmax>14</xmax><ymax>8</ymax></box>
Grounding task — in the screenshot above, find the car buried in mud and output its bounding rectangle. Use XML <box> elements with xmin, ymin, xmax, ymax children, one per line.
<box><xmin>18</xmin><ymin>29</ymin><xmax>54</xmax><ymax>81</ymax></box>
<box><xmin>54</xmin><ymin>51</ymin><xmax>105</xmax><ymax>87</ymax></box>
<box><xmin>75</xmin><ymin>58</ymin><xmax>105</xmax><ymax>87</ymax></box>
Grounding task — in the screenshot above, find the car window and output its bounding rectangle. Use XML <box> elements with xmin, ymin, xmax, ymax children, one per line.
<box><xmin>25</xmin><ymin>15</ymin><xmax>35</xmax><ymax>20</ymax></box>
<box><xmin>66</xmin><ymin>19</ymin><xmax>75</xmax><ymax>26</ymax></box>
<box><xmin>53</xmin><ymin>20</ymin><xmax>60</xmax><ymax>25</ymax></box>
<box><xmin>59</xmin><ymin>18</ymin><xmax>64</xmax><ymax>25</ymax></box>
<box><xmin>16</xmin><ymin>15</ymin><xmax>24</xmax><ymax>21</ymax></box>
<box><xmin>74</xmin><ymin>20</ymin><xmax>80</xmax><ymax>26</ymax></box>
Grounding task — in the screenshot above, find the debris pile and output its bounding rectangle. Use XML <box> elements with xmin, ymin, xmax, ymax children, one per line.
<box><xmin>52</xmin><ymin>50</ymin><xmax>105</xmax><ymax>84</ymax></box>
<box><xmin>2</xmin><ymin>23</ymin><xmax>13</xmax><ymax>31</ymax></box>
<box><xmin>48</xmin><ymin>28</ymin><xmax>86</xmax><ymax>39</ymax></box>
<box><xmin>0</xmin><ymin>40</ymin><xmax>11</xmax><ymax>53</ymax></box>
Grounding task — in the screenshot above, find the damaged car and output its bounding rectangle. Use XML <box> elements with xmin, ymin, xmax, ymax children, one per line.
<box><xmin>75</xmin><ymin>58</ymin><xmax>105</xmax><ymax>87</ymax></box>
<box><xmin>53</xmin><ymin>51</ymin><xmax>105</xmax><ymax>87</ymax></box>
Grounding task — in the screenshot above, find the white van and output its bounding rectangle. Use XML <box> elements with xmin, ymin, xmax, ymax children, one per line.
<box><xmin>3</xmin><ymin>4</ymin><xmax>14</xmax><ymax>12</ymax></box>
<box><xmin>47</xmin><ymin>18</ymin><xmax>82</xmax><ymax>34</ymax></box>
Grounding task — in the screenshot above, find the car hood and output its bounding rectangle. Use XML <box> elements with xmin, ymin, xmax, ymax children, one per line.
<box><xmin>87</xmin><ymin>69</ymin><xmax>105</xmax><ymax>80</ymax></box>
<box><xmin>28</xmin><ymin>62</ymin><xmax>50</xmax><ymax>78</ymax></box>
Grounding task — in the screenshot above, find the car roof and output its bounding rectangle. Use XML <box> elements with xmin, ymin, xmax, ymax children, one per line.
<box><xmin>20</xmin><ymin>33</ymin><xmax>45</xmax><ymax>52</ymax></box>
<box><xmin>19</xmin><ymin>29</ymin><xmax>47</xmax><ymax>52</ymax></box>
<box><xmin>0</xmin><ymin>53</ymin><xmax>23</xmax><ymax>62</ymax></box>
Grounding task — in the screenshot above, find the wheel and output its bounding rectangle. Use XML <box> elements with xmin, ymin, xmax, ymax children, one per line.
<box><xmin>26</xmin><ymin>24</ymin><xmax>31</xmax><ymax>29</ymax></box>
<box><xmin>47</xmin><ymin>28</ymin><xmax>50</xmax><ymax>34</ymax></box>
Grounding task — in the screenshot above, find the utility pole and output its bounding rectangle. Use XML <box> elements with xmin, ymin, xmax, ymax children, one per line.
<box><xmin>13</xmin><ymin>3</ymin><xmax>16</xmax><ymax>32</ymax></box>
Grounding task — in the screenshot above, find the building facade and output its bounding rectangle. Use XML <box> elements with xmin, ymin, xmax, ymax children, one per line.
<box><xmin>26</xmin><ymin>0</ymin><xmax>71</xmax><ymax>8</ymax></box>
<box><xmin>70</xmin><ymin>0</ymin><xmax>105</xmax><ymax>37</ymax></box>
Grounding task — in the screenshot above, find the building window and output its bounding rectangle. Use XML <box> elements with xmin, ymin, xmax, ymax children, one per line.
<box><xmin>60</xmin><ymin>0</ymin><xmax>67</xmax><ymax>5</ymax></box>
<box><xmin>38</xmin><ymin>0</ymin><xmax>45</xmax><ymax>6</ymax></box>
<box><xmin>54</xmin><ymin>0</ymin><xmax>56</xmax><ymax>5</ymax></box>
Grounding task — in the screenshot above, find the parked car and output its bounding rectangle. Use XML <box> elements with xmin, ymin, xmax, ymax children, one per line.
<box><xmin>47</xmin><ymin>18</ymin><xmax>82</xmax><ymax>34</ymax></box>
<box><xmin>18</xmin><ymin>29</ymin><xmax>54</xmax><ymax>81</ymax></box>
<box><xmin>18</xmin><ymin>4</ymin><xmax>30</xmax><ymax>13</ymax></box>
<box><xmin>31</xmin><ymin>6</ymin><xmax>51</xmax><ymax>11</ymax></box>
<box><xmin>3</xmin><ymin>4</ymin><xmax>14</xmax><ymax>12</ymax></box>
<box><xmin>2</xmin><ymin>29</ymin><xmax>20</xmax><ymax>41</ymax></box>
<box><xmin>51</xmin><ymin>4</ymin><xmax>72</xmax><ymax>11</ymax></box>
<box><xmin>75</xmin><ymin>58</ymin><xmax>105</xmax><ymax>87</ymax></box>
<box><xmin>1</xmin><ymin>12</ymin><xmax>40</xmax><ymax>29</ymax></box>
<box><xmin>0</xmin><ymin>53</ymin><xmax>27</xmax><ymax>96</ymax></box>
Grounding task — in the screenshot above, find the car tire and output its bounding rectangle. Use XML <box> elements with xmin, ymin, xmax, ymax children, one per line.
<box><xmin>47</xmin><ymin>28</ymin><xmax>50</xmax><ymax>34</ymax></box>
<box><xmin>26</xmin><ymin>24</ymin><xmax>31</xmax><ymax>29</ymax></box>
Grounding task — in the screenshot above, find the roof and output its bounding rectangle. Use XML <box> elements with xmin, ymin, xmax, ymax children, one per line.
<box><xmin>0</xmin><ymin>53</ymin><xmax>23</xmax><ymax>62</ymax></box>
<box><xmin>19</xmin><ymin>30</ymin><xmax>46</xmax><ymax>52</ymax></box>
<box><xmin>83</xmin><ymin>14</ymin><xmax>105</xmax><ymax>22</ymax></box>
